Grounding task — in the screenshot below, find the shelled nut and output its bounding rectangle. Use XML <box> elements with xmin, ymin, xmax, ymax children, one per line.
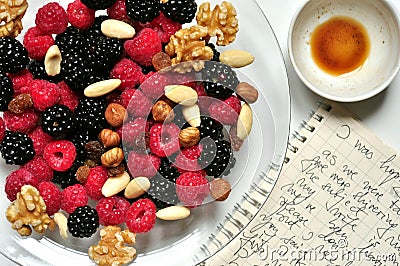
<box><xmin>156</xmin><ymin>206</ymin><xmax>191</xmax><ymax>221</ymax></box>
<box><xmin>210</xmin><ymin>178</ymin><xmax>231</xmax><ymax>201</ymax></box>
<box><xmin>101</xmin><ymin>19</ymin><xmax>136</xmax><ymax>39</ymax></box>
<box><xmin>44</xmin><ymin>45</ymin><xmax>62</xmax><ymax>76</ymax></box>
<box><xmin>84</xmin><ymin>79</ymin><xmax>121</xmax><ymax>97</ymax></box>
<box><xmin>219</xmin><ymin>50</ymin><xmax>254</xmax><ymax>68</ymax></box>
<box><xmin>179</xmin><ymin>127</ymin><xmax>200</xmax><ymax>147</ymax></box>
<box><xmin>124</xmin><ymin>177</ymin><xmax>151</xmax><ymax>199</ymax></box>
<box><xmin>101</xmin><ymin>147</ymin><xmax>124</xmax><ymax>168</ymax></box>
<box><xmin>235</xmin><ymin>82</ymin><xmax>259</xmax><ymax>104</ymax></box>
<box><xmin>102</xmin><ymin>171</ymin><xmax>130</xmax><ymax>197</ymax></box>
<box><xmin>236</xmin><ymin>103</ymin><xmax>253</xmax><ymax>140</ymax></box>
<box><xmin>98</xmin><ymin>129</ymin><xmax>121</xmax><ymax>148</ymax></box>
<box><xmin>152</xmin><ymin>100</ymin><xmax>174</xmax><ymax>122</ymax></box>
<box><xmin>105</xmin><ymin>103</ymin><xmax>127</xmax><ymax>128</ymax></box>
<box><xmin>164</xmin><ymin>85</ymin><xmax>198</xmax><ymax>106</ymax></box>
<box><xmin>182</xmin><ymin>104</ymin><xmax>201</xmax><ymax>127</ymax></box>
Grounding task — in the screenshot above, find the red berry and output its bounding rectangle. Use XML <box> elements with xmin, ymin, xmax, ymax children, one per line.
<box><xmin>176</xmin><ymin>172</ymin><xmax>210</xmax><ymax>208</ymax></box>
<box><xmin>96</xmin><ymin>196</ymin><xmax>130</xmax><ymax>226</ymax></box>
<box><xmin>140</xmin><ymin>72</ymin><xmax>172</xmax><ymax>100</ymax></box>
<box><xmin>120</xmin><ymin>88</ymin><xmax>136</xmax><ymax>108</ymax></box>
<box><xmin>122</xmin><ymin>117</ymin><xmax>147</xmax><ymax>150</ymax></box>
<box><xmin>125</xmin><ymin>89</ymin><xmax>153</xmax><ymax>117</ymax></box>
<box><xmin>35</xmin><ymin>2</ymin><xmax>68</xmax><ymax>34</ymax></box>
<box><xmin>28</xmin><ymin>126</ymin><xmax>53</xmax><ymax>156</ymax></box>
<box><xmin>107</xmin><ymin>0</ymin><xmax>129</xmax><ymax>21</ymax></box>
<box><xmin>110</xmin><ymin>58</ymin><xmax>143</xmax><ymax>90</ymax></box>
<box><xmin>149</xmin><ymin>123</ymin><xmax>180</xmax><ymax>157</ymax></box>
<box><xmin>147</xmin><ymin>12</ymin><xmax>182</xmax><ymax>43</ymax></box>
<box><xmin>0</xmin><ymin>117</ymin><xmax>5</xmax><ymax>143</ymax></box>
<box><xmin>5</xmin><ymin>169</ymin><xmax>39</xmax><ymax>201</ymax></box>
<box><xmin>84</xmin><ymin>166</ymin><xmax>108</xmax><ymax>200</ymax></box>
<box><xmin>8</xmin><ymin>69</ymin><xmax>34</xmax><ymax>95</ymax></box>
<box><xmin>124</xmin><ymin>28</ymin><xmax>162</xmax><ymax>66</ymax></box>
<box><xmin>67</xmin><ymin>0</ymin><xmax>96</xmax><ymax>30</ymax></box>
<box><xmin>125</xmin><ymin>198</ymin><xmax>156</xmax><ymax>233</ymax></box>
<box><xmin>38</xmin><ymin>181</ymin><xmax>62</xmax><ymax>216</ymax></box>
<box><xmin>21</xmin><ymin>156</ymin><xmax>54</xmax><ymax>183</ymax></box>
<box><xmin>127</xmin><ymin>151</ymin><xmax>160</xmax><ymax>178</ymax></box>
<box><xmin>3</xmin><ymin>108</ymin><xmax>39</xmax><ymax>134</ymax></box>
<box><xmin>208</xmin><ymin>96</ymin><xmax>241</xmax><ymax>125</ymax></box>
<box><xmin>43</xmin><ymin>140</ymin><xmax>76</xmax><ymax>172</ymax></box>
<box><xmin>174</xmin><ymin>145</ymin><xmax>203</xmax><ymax>173</ymax></box>
<box><xmin>61</xmin><ymin>184</ymin><xmax>88</xmax><ymax>214</ymax></box>
<box><xmin>57</xmin><ymin>81</ymin><xmax>79</xmax><ymax>111</ymax></box>
<box><xmin>29</xmin><ymin>80</ymin><xmax>60</xmax><ymax>111</ymax></box>
<box><xmin>23</xmin><ymin>26</ymin><xmax>54</xmax><ymax>60</ymax></box>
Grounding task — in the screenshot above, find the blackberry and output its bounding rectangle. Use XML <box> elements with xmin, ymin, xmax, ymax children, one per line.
<box><xmin>197</xmin><ymin>116</ymin><xmax>223</xmax><ymax>140</ymax></box>
<box><xmin>28</xmin><ymin>60</ymin><xmax>63</xmax><ymax>83</ymax></box>
<box><xmin>0</xmin><ymin>131</ymin><xmax>35</xmax><ymax>165</ymax></box>
<box><xmin>0</xmin><ymin>70</ymin><xmax>14</xmax><ymax>111</ymax></box>
<box><xmin>198</xmin><ymin>138</ymin><xmax>234</xmax><ymax>177</ymax></box>
<box><xmin>207</xmin><ymin>43</ymin><xmax>220</xmax><ymax>62</ymax></box>
<box><xmin>161</xmin><ymin>0</ymin><xmax>197</xmax><ymax>24</ymax></box>
<box><xmin>41</xmin><ymin>104</ymin><xmax>75</xmax><ymax>137</ymax></box>
<box><xmin>126</xmin><ymin>0</ymin><xmax>161</xmax><ymax>23</ymax></box>
<box><xmin>146</xmin><ymin>174</ymin><xmax>179</xmax><ymax>209</ymax></box>
<box><xmin>87</xmin><ymin>35</ymin><xmax>124</xmax><ymax>72</ymax></box>
<box><xmin>0</xmin><ymin>37</ymin><xmax>29</xmax><ymax>73</ymax></box>
<box><xmin>81</xmin><ymin>0</ymin><xmax>117</xmax><ymax>10</ymax></box>
<box><xmin>67</xmin><ymin>205</ymin><xmax>99</xmax><ymax>238</ymax></box>
<box><xmin>75</xmin><ymin>97</ymin><xmax>108</xmax><ymax>134</ymax></box>
<box><xmin>158</xmin><ymin>157</ymin><xmax>180</xmax><ymax>182</ymax></box>
<box><xmin>55</xmin><ymin>26</ymin><xmax>86</xmax><ymax>56</ymax></box>
<box><xmin>85</xmin><ymin>16</ymin><xmax>109</xmax><ymax>38</ymax></box>
<box><xmin>202</xmin><ymin>61</ymin><xmax>239</xmax><ymax>100</ymax></box>
<box><xmin>52</xmin><ymin>156</ymin><xmax>85</xmax><ymax>188</ymax></box>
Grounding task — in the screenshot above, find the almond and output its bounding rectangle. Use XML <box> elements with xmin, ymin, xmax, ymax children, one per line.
<box><xmin>236</xmin><ymin>103</ymin><xmax>253</xmax><ymax>140</ymax></box>
<box><xmin>101</xmin><ymin>19</ymin><xmax>136</xmax><ymax>39</ymax></box>
<box><xmin>164</xmin><ymin>85</ymin><xmax>198</xmax><ymax>106</ymax></box>
<box><xmin>101</xmin><ymin>171</ymin><xmax>130</xmax><ymax>197</ymax></box>
<box><xmin>124</xmin><ymin>177</ymin><xmax>150</xmax><ymax>199</ymax></box>
<box><xmin>84</xmin><ymin>79</ymin><xmax>122</xmax><ymax>97</ymax></box>
<box><xmin>219</xmin><ymin>49</ymin><xmax>255</xmax><ymax>68</ymax></box>
<box><xmin>156</xmin><ymin>206</ymin><xmax>191</xmax><ymax>221</ymax></box>
<box><xmin>235</xmin><ymin>82</ymin><xmax>259</xmax><ymax>104</ymax></box>
<box><xmin>182</xmin><ymin>104</ymin><xmax>201</xmax><ymax>127</ymax></box>
<box><xmin>44</xmin><ymin>45</ymin><xmax>62</xmax><ymax>76</ymax></box>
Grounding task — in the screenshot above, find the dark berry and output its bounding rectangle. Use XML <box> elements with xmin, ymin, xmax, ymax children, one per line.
<box><xmin>41</xmin><ymin>104</ymin><xmax>75</xmax><ymax>137</ymax></box>
<box><xmin>197</xmin><ymin>116</ymin><xmax>223</xmax><ymax>140</ymax></box>
<box><xmin>202</xmin><ymin>61</ymin><xmax>239</xmax><ymax>100</ymax></box>
<box><xmin>55</xmin><ymin>26</ymin><xmax>86</xmax><ymax>56</ymax></box>
<box><xmin>75</xmin><ymin>97</ymin><xmax>108</xmax><ymax>134</ymax></box>
<box><xmin>27</xmin><ymin>60</ymin><xmax>63</xmax><ymax>83</ymax></box>
<box><xmin>146</xmin><ymin>173</ymin><xmax>179</xmax><ymax>209</ymax></box>
<box><xmin>161</xmin><ymin>0</ymin><xmax>197</xmax><ymax>24</ymax></box>
<box><xmin>0</xmin><ymin>131</ymin><xmax>35</xmax><ymax>165</ymax></box>
<box><xmin>126</xmin><ymin>0</ymin><xmax>161</xmax><ymax>23</ymax></box>
<box><xmin>67</xmin><ymin>205</ymin><xmax>99</xmax><ymax>238</ymax></box>
<box><xmin>0</xmin><ymin>70</ymin><xmax>14</xmax><ymax>111</ymax></box>
<box><xmin>198</xmin><ymin>138</ymin><xmax>234</xmax><ymax>177</ymax></box>
<box><xmin>52</xmin><ymin>160</ymin><xmax>81</xmax><ymax>189</ymax></box>
<box><xmin>0</xmin><ymin>37</ymin><xmax>29</xmax><ymax>73</ymax></box>
<box><xmin>87</xmin><ymin>35</ymin><xmax>124</xmax><ymax>72</ymax></box>
<box><xmin>81</xmin><ymin>0</ymin><xmax>117</xmax><ymax>10</ymax></box>
<box><xmin>207</xmin><ymin>43</ymin><xmax>220</xmax><ymax>62</ymax></box>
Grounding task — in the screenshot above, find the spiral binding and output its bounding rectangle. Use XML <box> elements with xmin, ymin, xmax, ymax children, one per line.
<box><xmin>199</xmin><ymin>102</ymin><xmax>332</xmax><ymax>264</ymax></box>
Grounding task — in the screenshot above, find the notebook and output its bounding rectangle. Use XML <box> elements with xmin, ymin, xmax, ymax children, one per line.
<box><xmin>202</xmin><ymin>101</ymin><xmax>400</xmax><ymax>265</ymax></box>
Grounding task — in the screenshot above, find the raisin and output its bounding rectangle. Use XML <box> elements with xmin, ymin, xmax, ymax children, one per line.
<box><xmin>8</xmin><ymin>93</ymin><xmax>33</xmax><ymax>114</ymax></box>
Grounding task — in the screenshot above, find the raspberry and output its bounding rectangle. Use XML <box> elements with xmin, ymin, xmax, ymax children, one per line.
<box><xmin>107</xmin><ymin>0</ymin><xmax>129</xmax><ymax>21</ymax></box>
<box><xmin>3</xmin><ymin>108</ymin><xmax>39</xmax><ymax>134</ymax></box>
<box><xmin>208</xmin><ymin>96</ymin><xmax>241</xmax><ymax>125</ymax></box>
<box><xmin>147</xmin><ymin>12</ymin><xmax>182</xmax><ymax>43</ymax></box>
<box><xmin>96</xmin><ymin>196</ymin><xmax>130</xmax><ymax>226</ymax></box>
<box><xmin>125</xmin><ymin>198</ymin><xmax>156</xmax><ymax>233</ymax></box>
<box><xmin>110</xmin><ymin>58</ymin><xmax>143</xmax><ymax>90</ymax></box>
<box><xmin>124</xmin><ymin>28</ymin><xmax>162</xmax><ymax>66</ymax></box>
<box><xmin>67</xmin><ymin>0</ymin><xmax>96</xmax><ymax>30</ymax></box>
<box><xmin>174</xmin><ymin>145</ymin><xmax>203</xmax><ymax>173</ymax></box>
<box><xmin>57</xmin><ymin>81</ymin><xmax>79</xmax><ymax>111</ymax></box>
<box><xmin>120</xmin><ymin>88</ymin><xmax>136</xmax><ymax>108</ymax></box>
<box><xmin>122</xmin><ymin>117</ymin><xmax>148</xmax><ymax>151</ymax></box>
<box><xmin>43</xmin><ymin>140</ymin><xmax>76</xmax><ymax>172</ymax></box>
<box><xmin>29</xmin><ymin>80</ymin><xmax>60</xmax><ymax>111</ymax></box>
<box><xmin>125</xmin><ymin>89</ymin><xmax>153</xmax><ymax>117</ymax></box>
<box><xmin>23</xmin><ymin>26</ymin><xmax>54</xmax><ymax>60</ymax></box>
<box><xmin>5</xmin><ymin>169</ymin><xmax>39</xmax><ymax>201</ymax></box>
<box><xmin>61</xmin><ymin>184</ymin><xmax>88</xmax><ymax>214</ymax></box>
<box><xmin>84</xmin><ymin>166</ymin><xmax>108</xmax><ymax>200</ymax></box>
<box><xmin>140</xmin><ymin>72</ymin><xmax>172</xmax><ymax>100</ymax></box>
<box><xmin>176</xmin><ymin>172</ymin><xmax>210</xmax><ymax>207</ymax></box>
<box><xmin>127</xmin><ymin>151</ymin><xmax>160</xmax><ymax>178</ymax></box>
<box><xmin>0</xmin><ymin>116</ymin><xmax>5</xmax><ymax>142</ymax></box>
<box><xmin>28</xmin><ymin>126</ymin><xmax>53</xmax><ymax>156</ymax></box>
<box><xmin>8</xmin><ymin>69</ymin><xmax>34</xmax><ymax>95</ymax></box>
<box><xmin>35</xmin><ymin>2</ymin><xmax>68</xmax><ymax>35</ymax></box>
<box><xmin>149</xmin><ymin>123</ymin><xmax>180</xmax><ymax>157</ymax></box>
<box><xmin>21</xmin><ymin>156</ymin><xmax>54</xmax><ymax>183</ymax></box>
<box><xmin>38</xmin><ymin>181</ymin><xmax>62</xmax><ymax>216</ymax></box>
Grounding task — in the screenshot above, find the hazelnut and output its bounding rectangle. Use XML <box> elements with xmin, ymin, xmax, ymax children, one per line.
<box><xmin>210</xmin><ymin>178</ymin><xmax>231</xmax><ymax>201</ymax></box>
<box><xmin>236</xmin><ymin>82</ymin><xmax>259</xmax><ymax>104</ymax></box>
<box><xmin>105</xmin><ymin>103</ymin><xmax>127</xmax><ymax>128</ymax></box>
<box><xmin>98</xmin><ymin>129</ymin><xmax>121</xmax><ymax>148</ymax></box>
<box><xmin>152</xmin><ymin>100</ymin><xmax>174</xmax><ymax>122</ymax></box>
<box><xmin>101</xmin><ymin>147</ymin><xmax>124</xmax><ymax>168</ymax></box>
<box><xmin>179</xmin><ymin>127</ymin><xmax>200</xmax><ymax>147</ymax></box>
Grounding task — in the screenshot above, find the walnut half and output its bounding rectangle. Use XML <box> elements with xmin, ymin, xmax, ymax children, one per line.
<box><xmin>0</xmin><ymin>0</ymin><xmax>28</xmax><ymax>37</ymax></box>
<box><xmin>6</xmin><ymin>185</ymin><xmax>55</xmax><ymax>236</ymax></box>
<box><xmin>88</xmin><ymin>226</ymin><xmax>137</xmax><ymax>266</ymax></box>
<box><xmin>196</xmin><ymin>1</ymin><xmax>239</xmax><ymax>46</ymax></box>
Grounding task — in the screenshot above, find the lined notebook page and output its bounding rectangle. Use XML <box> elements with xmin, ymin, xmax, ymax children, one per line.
<box><xmin>205</xmin><ymin>102</ymin><xmax>400</xmax><ymax>265</ymax></box>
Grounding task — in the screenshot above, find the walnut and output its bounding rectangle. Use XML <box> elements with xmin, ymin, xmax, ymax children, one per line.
<box><xmin>0</xmin><ymin>0</ymin><xmax>28</xmax><ymax>37</ymax></box>
<box><xmin>196</xmin><ymin>1</ymin><xmax>239</xmax><ymax>46</ymax></box>
<box><xmin>165</xmin><ymin>25</ymin><xmax>213</xmax><ymax>67</ymax></box>
<box><xmin>6</xmin><ymin>185</ymin><xmax>55</xmax><ymax>236</ymax></box>
<box><xmin>88</xmin><ymin>226</ymin><xmax>137</xmax><ymax>266</ymax></box>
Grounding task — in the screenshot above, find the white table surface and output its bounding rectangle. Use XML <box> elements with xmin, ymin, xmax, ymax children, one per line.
<box><xmin>2</xmin><ymin>1</ymin><xmax>400</xmax><ymax>265</ymax></box>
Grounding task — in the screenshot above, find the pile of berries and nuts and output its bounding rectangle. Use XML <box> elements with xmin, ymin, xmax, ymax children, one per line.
<box><xmin>0</xmin><ymin>0</ymin><xmax>260</xmax><ymax>264</ymax></box>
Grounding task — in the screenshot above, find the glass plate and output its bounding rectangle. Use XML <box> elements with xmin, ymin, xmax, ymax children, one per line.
<box><xmin>0</xmin><ymin>0</ymin><xmax>290</xmax><ymax>265</ymax></box>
